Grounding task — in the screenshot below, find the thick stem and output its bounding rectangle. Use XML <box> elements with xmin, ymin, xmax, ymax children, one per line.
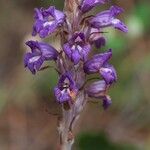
<box><xmin>58</xmin><ymin>91</ymin><xmax>87</xmax><ymax>150</ymax></box>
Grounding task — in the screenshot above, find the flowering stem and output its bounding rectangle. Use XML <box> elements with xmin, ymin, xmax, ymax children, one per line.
<box><xmin>23</xmin><ymin>0</ymin><xmax>128</xmax><ymax>149</ymax></box>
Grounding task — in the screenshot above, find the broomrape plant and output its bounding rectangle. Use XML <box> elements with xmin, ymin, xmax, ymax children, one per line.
<box><xmin>24</xmin><ymin>0</ymin><xmax>128</xmax><ymax>149</ymax></box>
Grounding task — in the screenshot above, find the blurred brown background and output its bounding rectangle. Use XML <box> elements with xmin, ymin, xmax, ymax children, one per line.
<box><xmin>0</xmin><ymin>0</ymin><xmax>150</xmax><ymax>150</ymax></box>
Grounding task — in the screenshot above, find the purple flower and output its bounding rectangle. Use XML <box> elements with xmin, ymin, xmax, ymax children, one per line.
<box><xmin>89</xmin><ymin>6</ymin><xmax>128</xmax><ymax>33</ymax></box>
<box><xmin>84</xmin><ymin>49</ymin><xmax>112</xmax><ymax>74</ymax></box>
<box><xmin>84</xmin><ymin>49</ymin><xmax>117</xmax><ymax>84</ymax></box>
<box><xmin>63</xmin><ymin>32</ymin><xmax>91</xmax><ymax>64</ymax></box>
<box><xmin>24</xmin><ymin>0</ymin><xmax>128</xmax><ymax>114</ymax></box>
<box><xmin>79</xmin><ymin>0</ymin><xmax>107</xmax><ymax>13</ymax></box>
<box><xmin>86</xmin><ymin>80</ymin><xmax>106</xmax><ymax>98</ymax></box>
<box><xmin>32</xmin><ymin>6</ymin><xmax>65</xmax><ymax>38</ymax></box>
<box><xmin>24</xmin><ymin>40</ymin><xmax>58</xmax><ymax>74</ymax></box>
<box><xmin>54</xmin><ymin>72</ymin><xmax>78</xmax><ymax>103</ymax></box>
<box><xmin>99</xmin><ymin>63</ymin><xmax>117</xmax><ymax>84</ymax></box>
<box><xmin>86</xmin><ymin>80</ymin><xmax>112</xmax><ymax>109</ymax></box>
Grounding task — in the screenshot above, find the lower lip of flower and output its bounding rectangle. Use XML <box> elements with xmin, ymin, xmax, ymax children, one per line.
<box><xmin>43</xmin><ymin>21</ymin><xmax>54</xmax><ymax>27</ymax></box>
<box><xmin>29</xmin><ymin>56</ymin><xmax>40</xmax><ymax>63</ymax></box>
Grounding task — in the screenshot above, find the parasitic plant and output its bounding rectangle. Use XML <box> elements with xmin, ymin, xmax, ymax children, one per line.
<box><xmin>24</xmin><ymin>0</ymin><xmax>128</xmax><ymax>149</ymax></box>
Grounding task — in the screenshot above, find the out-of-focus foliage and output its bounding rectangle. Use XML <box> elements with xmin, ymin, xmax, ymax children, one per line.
<box><xmin>76</xmin><ymin>132</ymin><xmax>138</xmax><ymax>150</ymax></box>
<box><xmin>134</xmin><ymin>2</ymin><xmax>150</xmax><ymax>32</ymax></box>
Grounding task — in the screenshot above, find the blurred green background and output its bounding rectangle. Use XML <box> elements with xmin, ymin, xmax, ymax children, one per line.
<box><xmin>0</xmin><ymin>0</ymin><xmax>150</xmax><ymax>150</ymax></box>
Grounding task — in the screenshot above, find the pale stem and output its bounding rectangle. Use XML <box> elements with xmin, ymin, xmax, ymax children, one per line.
<box><xmin>58</xmin><ymin>91</ymin><xmax>87</xmax><ymax>150</ymax></box>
